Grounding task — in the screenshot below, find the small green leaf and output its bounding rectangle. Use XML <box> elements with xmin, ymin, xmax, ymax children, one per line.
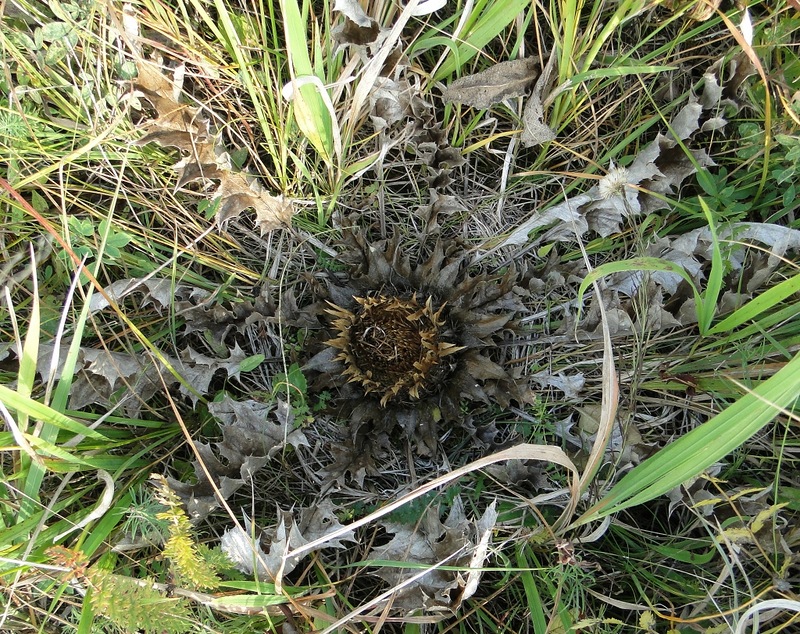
<box><xmin>31</xmin><ymin>191</ymin><xmax>48</xmax><ymax>213</ymax></box>
<box><xmin>238</xmin><ymin>354</ymin><xmax>265</xmax><ymax>373</ymax></box>
<box><xmin>68</xmin><ymin>217</ymin><xmax>94</xmax><ymax>237</ymax></box>
<box><xmin>118</xmin><ymin>61</ymin><xmax>138</xmax><ymax>80</ymax></box>
<box><xmin>45</xmin><ymin>41</ymin><xmax>68</xmax><ymax>65</ymax></box>
<box><xmin>40</xmin><ymin>21</ymin><xmax>71</xmax><ymax>41</ymax></box>
<box><xmin>107</xmin><ymin>232</ymin><xmax>132</xmax><ymax>249</ymax></box>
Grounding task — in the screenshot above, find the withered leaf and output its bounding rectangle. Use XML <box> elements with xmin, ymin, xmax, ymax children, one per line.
<box><xmin>521</xmin><ymin>54</ymin><xmax>557</xmax><ymax>147</ymax></box>
<box><xmin>131</xmin><ymin>58</ymin><xmax>294</xmax><ymax>234</ymax></box>
<box><xmin>214</xmin><ymin>172</ymin><xmax>294</xmax><ymax>233</ymax></box>
<box><xmin>169</xmin><ymin>397</ymin><xmax>308</xmax><ymax>520</ymax></box>
<box><xmin>443</xmin><ymin>58</ymin><xmax>539</xmax><ymax>109</ymax></box>
<box><xmin>333</xmin><ymin>16</ymin><xmax>380</xmax><ymax>46</ymax></box>
<box><xmin>368</xmin><ymin>499</ymin><xmax>497</xmax><ymax>613</ymax></box>
<box><xmin>221</xmin><ymin>501</ymin><xmax>355</xmax><ymax>581</ymax></box>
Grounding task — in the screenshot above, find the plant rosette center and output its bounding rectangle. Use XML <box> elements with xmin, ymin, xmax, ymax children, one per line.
<box><xmin>326</xmin><ymin>294</ymin><xmax>463</xmax><ymax>406</ymax></box>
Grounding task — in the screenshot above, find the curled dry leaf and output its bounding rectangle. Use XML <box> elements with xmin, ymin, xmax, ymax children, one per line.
<box><xmin>505</xmin><ymin>60</ymin><xmax>728</xmax><ymax>250</ymax></box>
<box><xmin>521</xmin><ymin>53</ymin><xmax>557</xmax><ymax>147</ymax></box>
<box><xmin>443</xmin><ymin>58</ymin><xmax>539</xmax><ymax>109</ymax></box>
<box><xmin>368</xmin><ymin>499</ymin><xmax>498</xmax><ymax>613</ymax></box>
<box><xmin>168</xmin><ymin>396</ymin><xmax>308</xmax><ymax>520</ymax></box>
<box><xmin>130</xmin><ymin>58</ymin><xmax>294</xmax><ymax>232</ymax></box>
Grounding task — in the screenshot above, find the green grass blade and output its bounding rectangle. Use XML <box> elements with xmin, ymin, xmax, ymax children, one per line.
<box><xmin>568</xmin><ymin>64</ymin><xmax>676</xmax><ymax>84</ymax></box>
<box><xmin>578</xmin><ymin>257</ymin><xmax>702</xmax><ymax>315</ymax></box>
<box><xmin>433</xmin><ymin>0</ymin><xmax>531</xmax><ymax>81</ymax></box>
<box><xmin>0</xmin><ymin>385</ymin><xmax>110</xmax><ymax>441</ymax></box>
<box><xmin>698</xmin><ymin>198</ymin><xmax>725</xmax><ymax>335</ymax></box>
<box><xmin>573</xmin><ymin>350</ymin><xmax>800</xmax><ymax>526</ymax></box>
<box><xmin>707</xmin><ymin>272</ymin><xmax>800</xmax><ymax>335</ymax></box>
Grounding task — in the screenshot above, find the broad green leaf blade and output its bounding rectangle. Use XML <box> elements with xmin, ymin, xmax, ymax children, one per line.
<box><xmin>280</xmin><ymin>0</ymin><xmax>334</xmax><ymax>160</ymax></box>
<box><xmin>0</xmin><ymin>385</ymin><xmax>110</xmax><ymax>441</ymax></box>
<box><xmin>573</xmin><ymin>350</ymin><xmax>800</xmax><ymax>526</ymax></box>
<box><xmin>707</xmin><ymin>272</ymin><xmax>800</xmax><ymax>335</ymax></box>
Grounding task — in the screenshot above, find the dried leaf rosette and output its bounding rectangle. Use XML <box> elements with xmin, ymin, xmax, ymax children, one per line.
<box><xmin>302</xmin><ymin>231</ymin><xmax>531</xmax><ymax>472</ymax></box>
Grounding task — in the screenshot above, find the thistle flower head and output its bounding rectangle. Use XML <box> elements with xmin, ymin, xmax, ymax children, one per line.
<box><xmin>326</xmin><ymin>294</ymin><xmax>464</xmax><ymax>406</ymax></box>
<box><xmin>302</xmin><ymin>230</ymin><xmax>530</xmax><ymax>465</ymax></box>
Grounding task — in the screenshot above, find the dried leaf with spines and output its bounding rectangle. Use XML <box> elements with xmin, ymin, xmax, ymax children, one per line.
<box><xmin>221</xmin><ymin>500</ymin><xmax>356</xmax><ymax>581</ymax></box>
<box><xmin>368</xmin><ymin>499</ymin><xmax>498</xmax><ymax>613</ymax></box>
<box><xmin>443</xmin><ymin>57</ymin><xmax>539</xmax><ymax>109</ymax></box>
<box><xmin>130</xmin><ymin>55</ymin><xmax>294</xmax><ymax>233</ymax></box>
<box><xmin>167</xmin><ymin>396</ymin><xmax>308</xmax><ymax>520</ymax></box>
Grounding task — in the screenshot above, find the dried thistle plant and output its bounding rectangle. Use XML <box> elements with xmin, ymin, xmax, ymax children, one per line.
<box><xmin>302</xmin><ymin>231</ymin><xmax>532</xmax><ymax>471</ymax></box>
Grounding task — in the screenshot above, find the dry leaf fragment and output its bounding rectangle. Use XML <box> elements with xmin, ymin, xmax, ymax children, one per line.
<box><xmin>521</xmin><ymin>53</ymin><xmax>557</xmax><ymax>147</ymax></box>
<box><xmin>521</xmin><ymin>91</ymin><xmax>556</xmax><ymax>146</ymax></box>
<box><xmin>532</xmin><ymin>371</ymin><xmax>585</xmax><ymax>399</ymax></box>
<box><xmin>213</xmin><ymin>172</ymin><xmax>294</xmax><ymax>233</ymax></box>
<box><xmin>443</xmin><ymin>58</ymin><xmax>539</xmax><ymax>109</ymax></box>
<box><xmin>131</xmin><ymin>58</ymin><xmax>295</xmax><ymax>234</ymax></box>
<box><xmin>368</xmin><ymin>499</ymin><xmax>498</xmax><ymax>612</ymax></box>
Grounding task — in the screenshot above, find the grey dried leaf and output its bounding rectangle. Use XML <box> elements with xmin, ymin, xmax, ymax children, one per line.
<box><xmin>443</xmin><ymin>58</ymin><xmax>539</xmax><ymax>109</ymax></box>
<box><xmin>209</xmin><ymin>396</ymin><xmax>309</xmax><ymax>459</ymax></box>
<box><xmin>222</xmin><ymin>502</ymin><xmax>355</xmax><ymax>582</ymax></box>
<box><xmin>701</xmin><ymin>116</ymin><xmax>727</xmax><ymax>132</ymax></box>
<box><xmin>369</xmin><ymin>500</ymin><xmax>498</xmax><ymax>613</ymax></box>
<box><xmin>416</xmin><ymin>191</ymin><xmax>464</xmax><ymax>232</ymax></box>
<box><xmin>298</xmin><ymin>498</ymin><xmax>357</xmax><ymax>549</ymax></box>
<box><xmin>521</xmin><ymin>54</ymin><xmax>556</xmax><ymax>147</ymax></box>
<box><xmin>220</xmin><ymin>516</ymin><xmax>271</xmax><ymax>577</ymax></box>
<box><xmin>89</xmin><ymin>277</ymin><xmax>207</xmax><ymax>313</ymax></box>
<box><xmin>333</xmin><ymin>0</ymin><xmax>372</xmax><ymax>27</ymax></box>
<box><xmin>454</xmin><ymin>501</ymin><xmax>497</xmax><ymax>607</ymax></box>
<box><xmin>501</xmin><ymin>194</ymin><xmax>592</xmax><ymax>247</ymax></box>
<box><xmin>319</xmin><ymin>435</ymin><xmax>382</xmax><ymax>487</ymax></box>
<box><xmin>222</xmin><ymin>511</ymin><xmax>308</xmax><ymax>581</ymax></box>
<box><xmin>521</xmin><ymin>91</ymin><xmax>556</xmax><ymax>146</ymax></box>
<box><xmin>531</xmin><ymin>371</ymin><xmax>585</xmax><ymax>399</ymax></box>
<box><xmin>669</xmin><ymin>98</ymin><xmax>703</xmax><ymax>141</ymax></box>
<box><xmin>168</xmin><ymin>397</ymin><xmax>308</xmax><ymax>520</ymax></box>
<box><xmin>700</xmin><ymin>70</ymin><xmax>723</xmax><ymax>109</ymax></box>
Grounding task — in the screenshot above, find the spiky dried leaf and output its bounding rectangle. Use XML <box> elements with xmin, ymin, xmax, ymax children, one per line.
<box><xmin>368</xmin><ymin>499</ymin><xmax>497</xmax><ymax>613</ymax></box>
<box><xmin>131</xmin><ymin>58</ymin><xmax>294</xmax><ymax>234</ymax></box>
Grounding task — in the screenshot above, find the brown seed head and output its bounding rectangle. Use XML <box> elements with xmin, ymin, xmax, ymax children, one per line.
<box><xmin>326</xmin><ymin>295</ymin><xmax>463</xmax><ymax>406</ymax></box>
